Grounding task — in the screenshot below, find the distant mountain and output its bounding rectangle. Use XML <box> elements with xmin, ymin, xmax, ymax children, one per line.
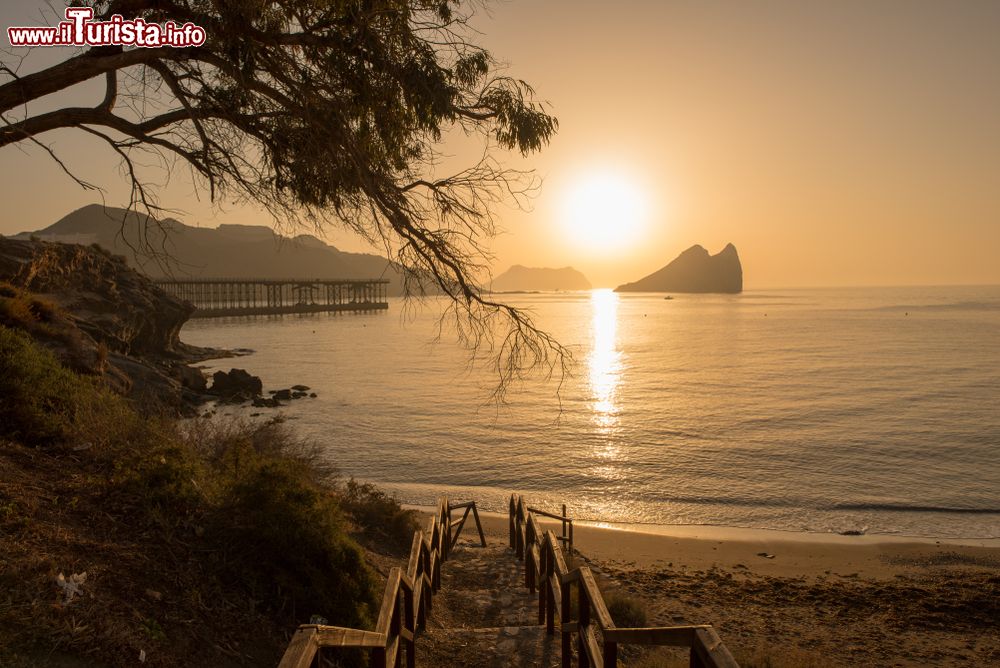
<box><xmin>615</xmin><ymin>244</ymin><xmax>742</xmax><ymax>293</ymax></box>
<box><xmin>490</xmin><ymin>265</ymin><xmax>592</xmax><ymax>292</ymax></box>
<box><xmin>14</xmin><ymin>204</ymin><xmax>406</xmax><ymax>294</ymax></box>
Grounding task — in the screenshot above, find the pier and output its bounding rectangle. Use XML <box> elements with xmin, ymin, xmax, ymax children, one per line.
<box><xmin>153</xmin><ymin>278</ymin><xmax>389</xmax><ymax>318</ymax></box>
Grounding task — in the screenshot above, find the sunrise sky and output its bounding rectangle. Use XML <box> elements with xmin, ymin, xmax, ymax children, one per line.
<box><xmin>2</xmin><ymin>0</ymin><xmax>1000</xmax><ymax>288</ymax></box>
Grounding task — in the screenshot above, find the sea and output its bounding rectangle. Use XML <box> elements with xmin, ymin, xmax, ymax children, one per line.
<box><xmin>181</xmin><ymin>286</ymin><xmax>1000</xmax><ymax>540</ymax></box>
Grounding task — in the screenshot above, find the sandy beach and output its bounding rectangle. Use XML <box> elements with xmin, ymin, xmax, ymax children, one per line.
<box><xmin>438</xmin><ymin>510</ymin><xmax>1000</xmax><ymax>666</ymax></box>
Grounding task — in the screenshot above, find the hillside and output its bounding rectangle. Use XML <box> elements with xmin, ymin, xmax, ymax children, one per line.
<box><xmin>15</xmin><ymin>204</ymin><xmax>406</xmax><ymax>295</ymax></box>
<box><xmin>615</xmin><ymin>244</ymin><xmax>743</xmax><ymax>294</ymax></box>
<box><xmin>0</xmin><ymin>240</ymin><xmax>417</xmax><ymax>667</ymax></box>
<box><xmin>490</xmin><ymin>265</ymin><xmax>592</xmax><ymax>292</ymax></box>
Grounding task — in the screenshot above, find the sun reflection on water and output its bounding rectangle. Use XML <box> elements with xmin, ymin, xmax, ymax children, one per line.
<box><xmin>589</xmin><ymin>289</ymin><xmax>622</xmax><ymax>436</ymax></box>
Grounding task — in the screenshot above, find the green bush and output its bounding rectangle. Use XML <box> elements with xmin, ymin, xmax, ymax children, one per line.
<box><xmin>0</xmin><ymin>325</ymin><xmax>100</xmax><ymax>446</ymax></box>
<box><xmin>184</xmin><ymin>417</ymin><xmax>380</xmax><ymax>626</ymax></box>
<box><xmin>340</xmin><ymin>479</ymin><xmax>419</xmax><ymax>551</ymax></box>
<box><xmin>215</xmin><ymin>461</ymin><xmax>379</xmax><ymax>628</ymax></box>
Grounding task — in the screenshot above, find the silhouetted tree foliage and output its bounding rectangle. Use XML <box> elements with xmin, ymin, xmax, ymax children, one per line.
<box><xmin>0</xmin><ymin>0</ymin><xmax>568</xmax><ymax>397</ymax></box>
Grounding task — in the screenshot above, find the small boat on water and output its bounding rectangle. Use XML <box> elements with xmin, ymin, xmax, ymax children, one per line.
<box><xmin>664</xmin><ymin>296</ymin><xmax>674</xmax><ymax>300</ymax></box>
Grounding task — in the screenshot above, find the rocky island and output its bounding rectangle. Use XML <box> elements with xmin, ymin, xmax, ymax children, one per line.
<box><xmin>490</xmin><ymin>264</ymin><xmax>592</xmax><ymax>292</ymax></box>
<box><xmin>615</xmin><ymin>243</ymin><xmax>743</xmax><ymax>294</ymax></box>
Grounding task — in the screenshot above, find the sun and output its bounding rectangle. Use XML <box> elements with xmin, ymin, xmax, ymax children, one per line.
<box><xmin>561</xmin><ymin>171</ymin><xmax>649</xmax><ymax>252</ymax></box>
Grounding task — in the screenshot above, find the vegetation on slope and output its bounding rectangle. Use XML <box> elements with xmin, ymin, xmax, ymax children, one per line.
<box><xmin>0</xmin><ymin>324</ymin><xmax>414</xmax><ymax>667</ymax></box>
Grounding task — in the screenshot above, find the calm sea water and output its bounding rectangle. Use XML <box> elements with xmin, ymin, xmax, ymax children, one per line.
<box><xmin>181</xmin><ymin>286</ymin><xmax>1000</xmax><ymax>539</ymax></box>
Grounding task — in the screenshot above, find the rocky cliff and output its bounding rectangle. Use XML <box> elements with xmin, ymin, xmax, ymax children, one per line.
<box><xmin>615</xmin><ymin>243</ymin><xmax>743</xmax><ymax>294</ymax></box>
<box><xmin>490</xmin><ymin>265</ymin><xmax>592</xmax><ymax>292</ymax></box>
<box><xmin>0</xmin><ymin>237</ymin><xmax>218</xmax><ymax>409</ymax></box>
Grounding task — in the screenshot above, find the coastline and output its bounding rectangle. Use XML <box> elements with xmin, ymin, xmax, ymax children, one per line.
<box><xmin>412</xmin><ymin>505</ymin><xmax>1000</xmax><ymax>579</ymax></box>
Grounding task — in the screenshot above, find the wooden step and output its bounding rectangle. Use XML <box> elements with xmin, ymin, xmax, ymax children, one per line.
<box><xmin>434</xmin><ymin>542</ymin><xmax>542</xmax><ymax>629</ymax></box>
<box><xmin>418</xmin><ymin>626</ymin><xmax>561</xmax><ymax>668</ymax></box>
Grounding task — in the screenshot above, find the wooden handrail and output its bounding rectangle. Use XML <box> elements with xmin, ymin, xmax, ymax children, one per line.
<box><xmin>278</xmin><ymin>495</ymin><xmax>486</xmax><ymax>667</ymax></box>
<box><xmin>509</xmin><ymin>493</ymin><xmax>740</xmax><ymax>668</ymax></box>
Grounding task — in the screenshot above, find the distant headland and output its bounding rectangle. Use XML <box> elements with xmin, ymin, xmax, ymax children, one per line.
<box><xmin>13</xmin><ymin>204</ymin><xmax>405</xmax><ymax>294</ymax></box>
<box><xmin>490</xmin><ymin>264</ymin><xmax>592</xmax><ymax>292</ymax></box>
<box><xmin>615</xmin><ymin>243</ymin><xmax>743</xmax><ymax>294</ymax></box>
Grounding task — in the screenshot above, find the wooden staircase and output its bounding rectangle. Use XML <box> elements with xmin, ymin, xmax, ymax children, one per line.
<box><xmin>278</xmin><ymin>496</ymin><xmax>739</xmax><ymax>668</ymax></box>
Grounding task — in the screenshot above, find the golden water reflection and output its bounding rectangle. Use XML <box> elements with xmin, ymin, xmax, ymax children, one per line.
<box><xmin>589</xmin><ymin>289</ymin><xmax>622</xmax><ymax>437</ymax></box>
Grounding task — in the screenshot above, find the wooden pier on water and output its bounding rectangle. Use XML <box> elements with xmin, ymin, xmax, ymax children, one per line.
<box><xmin>153</xmin><ymin>278</ymin><xmax>389</xmax><ymax>318</ymax></box>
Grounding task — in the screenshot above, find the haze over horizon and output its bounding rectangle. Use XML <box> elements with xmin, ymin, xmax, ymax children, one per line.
<box><xmin>2</xmin><ymin>0</ymin><xmax>1000</xmax><ymax>289</ymax></box>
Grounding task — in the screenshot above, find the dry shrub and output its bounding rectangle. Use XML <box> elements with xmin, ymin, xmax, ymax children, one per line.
<box><xmin>181</xmin><ymin>415</ymin><xmax>339</xmax><ymax>488</ymax></box>
<box><xmin>606</xmin><ymin>590</ymin><xmax>648</xmax><ymax>628</ymax></box>
<box><xmin>340</xmin><ymin>479</ymin><xmax>420</xmax><ymax>552</ymax></box>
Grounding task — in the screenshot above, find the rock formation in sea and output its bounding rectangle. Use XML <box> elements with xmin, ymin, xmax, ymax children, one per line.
<box><xmin>490</xmin><ymin>265</ymin><xmax>592</xmax><ymax>292</ymax></box>
<box><xmin>615</xmin><ymin>243</ymin><xmax>743</xmax><ymax>293</ymax></box>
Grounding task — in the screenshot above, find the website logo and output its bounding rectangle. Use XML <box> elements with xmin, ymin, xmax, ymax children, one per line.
<box><xmin>7</xmin><ymin>7</ymin><xmax>206</xmax><ymax>48</ymax></box>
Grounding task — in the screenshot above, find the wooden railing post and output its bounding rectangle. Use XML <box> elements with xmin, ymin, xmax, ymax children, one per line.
<box><xmin>441</xmin><ymin>497</ymin><xmax>451</xmax><ymax>561</ymax></box>
<box><xmin>446</xmin><ymin>497</ymin><xmax>453</xmax><ymax>558</ymax></box>
<box><xmin>470</xmin><ymin>502</ymin><xmax>487</xmax><ymax>547</ymax></box>
<box><xmin>432</xmin><ymin>543</ymin><xmax>441</xmax><ymax>593</ymax></box>
<box><xmin>561</xmin><ymin>576</ymin><xmax>572</xmax><ymax>668</ymax></box>
<box><xmin>403</xmin><ymin>584</ymin><xmax>415</xmax><ymax>668</ymax></box>
<box><xmin>391</xmin><ymin>588</ymin><xmax>402</xmax><ymax>668</ymax></box>
<box><xmin>545</xmin><ymin>542</ymin><xmax>556</xmax><ymax>635</ymax></box>
<box><xmin>525</xmin><ymin>517</ymin><xmax>536</xmax><ymax>592</ymax></box>
<box><xmin>515</xmin><ymin>497</ymin><xmax>525</xmax><ymax>559</ymax></box>
<box><xmin>538</xmin><ymin>539</ymin><xmax>548</xmax><ymax>625</ymax></box>
<box><xmin>509</xmin><ymin>495</ymin><xmax>517</xmax><ymax>549</ymax></box>
<box><xmin>578</xmin><ymin>578</ymin><xmax>591</xmax><ymax>668</ymax></box>
<box><xmin>605</xmin><ymin>639</ymin><xmax>618</xmax><ymax>668</ymax></box>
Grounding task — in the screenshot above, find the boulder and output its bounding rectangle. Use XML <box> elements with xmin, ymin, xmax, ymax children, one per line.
<box><xmin>252</xmin><ymin>396</ymin><xmax>280</xmax><ymax>408</ymax></box>
<box><xmin>210</xmin><ymin>368</ymin><xmax>262</xmax><ymax>399</ymax></box>
<box><xmin>175</xmin><ymin>365</ymin><xmax>207</xmax><ymax>392</ymax></box>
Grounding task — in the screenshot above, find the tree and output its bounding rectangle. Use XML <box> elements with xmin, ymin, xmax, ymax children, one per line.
<box><xmin>1</xmin><ymin>0</ymin><xmax>569</xmax><ymax>398</ymax></box>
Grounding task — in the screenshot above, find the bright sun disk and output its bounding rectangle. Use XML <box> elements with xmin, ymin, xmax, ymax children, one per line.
<box><xmin>562</xmin><ymin>171</ymin><xmax>649</xmax><ymax>252</ymax></box>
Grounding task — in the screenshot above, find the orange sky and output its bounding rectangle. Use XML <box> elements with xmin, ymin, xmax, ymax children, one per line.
<box><xmin>2</xmin><ymin>1</ymin><xmax>999</xmax><ymax>289</ymax></box>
